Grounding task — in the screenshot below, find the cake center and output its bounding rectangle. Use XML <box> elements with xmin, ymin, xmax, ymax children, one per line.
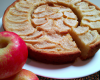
<box><xmin>31</xmin><ymin>4</ymin><xmax>78</xmax><ymax>34</ymax></box>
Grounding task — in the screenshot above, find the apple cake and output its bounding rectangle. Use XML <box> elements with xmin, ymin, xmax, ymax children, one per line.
<box><xmin>3</xmin><ymin>0</ymin><xmax>100</xmax><ymax>64</ymax></box>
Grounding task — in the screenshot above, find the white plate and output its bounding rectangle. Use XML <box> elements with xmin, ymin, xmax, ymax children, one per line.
<box><xmin>0</xmin><ymin>17</ymin><xmax>100</xmax><ymax>79</ymax></box>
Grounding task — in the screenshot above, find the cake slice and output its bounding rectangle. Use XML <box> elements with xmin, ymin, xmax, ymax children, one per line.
<box><xmin>70</xmin><ymin>26</ymin><xmax>100</xmax><ymax>60</ymax></box>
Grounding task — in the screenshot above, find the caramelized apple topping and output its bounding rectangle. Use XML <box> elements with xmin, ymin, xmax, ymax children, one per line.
<box><xmin>72</xmin><ymin>26</ymin><xmax>89</xmax><ymax>35</ymax></box>
<box><xmin>31</xmin><ymin>18</ymin><xmax>47</xmax><ymax>26</ymax></box>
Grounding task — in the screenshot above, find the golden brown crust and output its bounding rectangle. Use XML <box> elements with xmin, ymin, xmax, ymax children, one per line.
<box><xmin>3</xmin><ymin>0</ymin><xmax>18</xmax><ymax>31</ymax></box>
<box><xmin>80</xmin><ymin>40</ymin><xmax>100</xmax><ymax>60</ymax></box>
<box><xmin>27</xmin><ymin>44</ymin><xmax>80</xmax><ymax>64</ymax></box>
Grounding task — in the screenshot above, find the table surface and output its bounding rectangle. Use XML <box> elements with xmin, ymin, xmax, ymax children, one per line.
<box><xmin>0</xmin><ymin>0</ymin><xmax>100</xmax><ymax>80</ymax></box>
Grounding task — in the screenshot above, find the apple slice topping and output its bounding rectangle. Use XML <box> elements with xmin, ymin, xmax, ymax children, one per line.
<box><xmin>54</xmin><ymin>19</ymin><xmax>71</xmax><ymax>34</ymax></box>
<box><xmin>9</xmin><ymin>7</ymin><xmax>28</xmax><ymax>16</ymax></box>
<box><xmin>64</xmin><ymin>18</ymin><xmax>78</xmax><ymax>28</ymax></box>
<box><xmin>48</xmin><ymin>12</ymin><xmax>63</xmax><ymax>19</ymax></box>
<box><xmin>15</xmin><ymin>2</ymin><xmax>30</xmax><ymax>12</ymax></box>
<box><xmin>64</xmin><ymin>11</ymin><xmax>77</xmax><ymax>20</ymax></box>
<box><xmin>31</xmin><ymin>18</ymin><xmax>47</xmax><ymax>26</ymax></box>
<box><xmin>34</xmin><ymin>4</ymin><xmax>47</xmax><ymax>13</ymax></box>
<box><xmin>72</xmin><ymin>26</ymin><xmax>89</xmax><ymax>35</ymax></box>
<box><xmin>6</xmin><ymin>13</ymin><xmax>28</xmax><ymax>23</ymax></box>
<box><xmin>79</xmin><ymin>30</ymin><xmax>98</xmax><ymax>45</ymax></box>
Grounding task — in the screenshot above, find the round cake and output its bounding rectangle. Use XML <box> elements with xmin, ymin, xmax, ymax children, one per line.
<box><xmin>3</xmin><ymin>0</ymin><xmax>100</xmax><ymax>64</ymax></box>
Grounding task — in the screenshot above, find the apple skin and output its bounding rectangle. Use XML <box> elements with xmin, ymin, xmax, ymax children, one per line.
<box><xmin>1</xmin><ymin>69</ymin><xmax>39</xmax><ymax>80</ymax></box>
<box><xmin>0</xmin><ymin>31</ymin><xmax>28</xmax><ymax>79</ymax></box>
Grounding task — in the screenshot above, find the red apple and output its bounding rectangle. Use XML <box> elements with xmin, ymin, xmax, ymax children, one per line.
<box><xmin>1</xmin><ymin>69</ymin><xmax>39</xmax><ymax>80</ymax></box>
<box><xmin>0</xmin><ymin>31</ymin><xmax>28</xmax><ymax>79</ymax></box>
